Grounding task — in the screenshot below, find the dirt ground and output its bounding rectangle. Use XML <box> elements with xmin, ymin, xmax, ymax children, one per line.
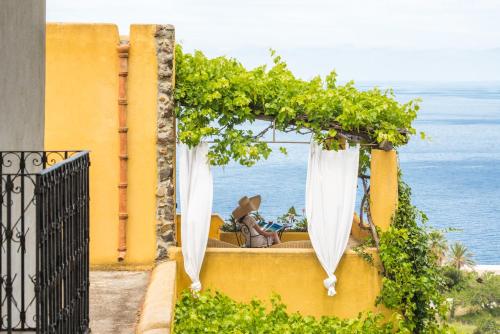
<box><xmin>90</xmin><ymin>271</ymin><xmax>150</xmax><ymax>334</ymax></box>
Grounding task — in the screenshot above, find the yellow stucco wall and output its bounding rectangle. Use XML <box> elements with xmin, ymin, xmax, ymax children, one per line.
<box><xmin>176</xmin><ymin>214</ymin><xmax>223</xmax><ymax>246</ymax></box>
<box><xmin>126</xmin><ymin>25</ymin><xmax>158</xmax><ymax>264</ymax></box>
<box><xmin>370</xmin><ymin>149</ymin><xmax>398</xmax><ymax>231</ymax></box>
<box><xmin>45</xmin><ymin>24</ymin><xmax>120</xmax><ymax>265</ymax></box>
<box><xmin>45</xmin><ymin>23</ymin><xmax>159</xmax><ymax>265</ymax></box>
<box><xmin>170</xmin><ymin>247</ymin><xmax>387</xmax><ymax>318</ymax></box>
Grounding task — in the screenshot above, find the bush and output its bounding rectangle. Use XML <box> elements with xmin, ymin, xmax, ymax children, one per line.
<box><xmin>377</xmin><ymin>179</ymin><xmax>450</xmax><ymax>333</ymax></box>
<box><xmin>441</xmin><ymin>265</ymin><xmax>470</xmax><ymax>292</ymax></box>
<box><xmin>472</xmin><ymin>317</ymin><xmax>499</xmax><ymax>334</ymax></box>
<box><xmin>220</xmin><ymin>215</ymin><xmax>240</xmax><ymax>232</ymax></box>
<box><xmin>468</xmin><ymin>273</ymin><xmax>500</xmax><ymax>315</ymax></box>
<box><xmin>277</xmin><ymin>206</ymin><xmax>308</xmax><ymax>232</ymax></box>
<box><xmin>174</xmin><ymin>291</ymin><xmax>396</xmax><ymax>334</ymax></box>
<box><xmin>451</xmin><ymin>272</ymin><xmax>500</xmax><ymax>317</ymax></box>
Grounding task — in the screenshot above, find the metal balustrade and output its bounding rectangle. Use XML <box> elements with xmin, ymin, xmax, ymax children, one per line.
<box><xmin>0</xmin><ymin>151</ymin><xmax>90</xmax><ymax>333</ymax></box>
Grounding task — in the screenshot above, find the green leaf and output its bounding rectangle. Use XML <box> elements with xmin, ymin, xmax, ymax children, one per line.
<box><xmin>175</xmin><ymin>45</ymin><xmax>421</xmax><ymax>167</ymax></box>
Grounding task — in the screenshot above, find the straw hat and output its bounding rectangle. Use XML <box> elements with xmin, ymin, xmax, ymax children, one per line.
<box><xmin>232</xmin><ymin>195</ymin><xmax>261</xmax><ymax>220</ymax></box>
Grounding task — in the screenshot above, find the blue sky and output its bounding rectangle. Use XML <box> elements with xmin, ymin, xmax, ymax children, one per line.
<box><xmin>47</xmin><ymin>0</ymin><xmax>500</xmax><ymax>82</ymax></box>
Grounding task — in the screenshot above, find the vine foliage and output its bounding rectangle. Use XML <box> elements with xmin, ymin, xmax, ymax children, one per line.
<box><xmin>174</xmin><ymin>290</ymin><xmax>396</xmax><ymax>333</ymax></box>
<box><xmin>175</xmin><ymin>46</ymin><xmax>421</xmax><ymax>166</ymax></box>
<box><xmin>377</xmin><ymin>176</ymin><xmax>450</xmax><ymax>333</ymax></box>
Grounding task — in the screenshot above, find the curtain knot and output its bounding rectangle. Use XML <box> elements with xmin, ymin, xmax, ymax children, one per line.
<box><xmin>323</xmin><ymin>275</ymin><xmax>337</xmax><ymax>297</ymax></box>
<box><xmin>191</xmin><ymin>280</ymin><xmax>202</xmax><ymax>292</ymax></box>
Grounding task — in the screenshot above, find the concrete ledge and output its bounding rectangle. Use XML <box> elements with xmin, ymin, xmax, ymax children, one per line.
<box><xmin>136</xmin><ymin>261</ymin><xmax>177</xmax><ymax>334</ymax></box>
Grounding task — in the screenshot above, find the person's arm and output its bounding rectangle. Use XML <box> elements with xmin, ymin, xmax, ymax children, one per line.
<box><xmin>252</xmin><ymin>222</ymin><xmax>274</xmax><ymax>238</ymax></box>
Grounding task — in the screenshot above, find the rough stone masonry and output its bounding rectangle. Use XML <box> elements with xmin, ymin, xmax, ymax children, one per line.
<box><xmin>155</xmin><ymin>25</ymin><xmax>176</xmax><ymax>261</ymax></box>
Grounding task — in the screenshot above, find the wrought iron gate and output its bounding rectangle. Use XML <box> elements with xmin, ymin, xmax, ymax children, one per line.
<box><xmin>0</xmin><ymin>151</ymin><xmax>90</xmax><ymax>333</ymax></box>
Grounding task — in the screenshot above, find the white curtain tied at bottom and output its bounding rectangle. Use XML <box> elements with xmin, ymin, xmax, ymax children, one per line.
<box><xmin>305</xmin><ymin>142</ymin><xmax>359</xmax><ymax>296</ymax></box>
<box><xmin>179</xmin><ymin>143</ymin><xmax>213</xmax><ymax>292</ymax></box>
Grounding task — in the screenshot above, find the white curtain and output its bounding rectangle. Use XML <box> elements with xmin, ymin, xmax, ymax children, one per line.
<box><xmin>179</xmin><ymin>143</ymin><xmax>213</xmax><ymax>292</ymax></box>
<box><xmin>305</xmin><ymin>142</ymin><xmax>359</xmax><ymax>296</ymax></box>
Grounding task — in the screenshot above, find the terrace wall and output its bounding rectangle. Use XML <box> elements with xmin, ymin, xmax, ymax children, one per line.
<box><xmin>169</xmin><ymin>246</ymin><xmax>387</xmax><ymax>318</ymax></box>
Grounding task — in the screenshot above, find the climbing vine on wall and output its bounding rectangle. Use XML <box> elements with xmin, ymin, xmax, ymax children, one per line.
<box><xmin>377</xmin><ymin>176</ymin><xmax>450</xmax><ymax>333</ymax></box>
<box><xmin>174</xmin><ymin>46</ymin><xmax>421</xmax><ymax>166</ymax></box>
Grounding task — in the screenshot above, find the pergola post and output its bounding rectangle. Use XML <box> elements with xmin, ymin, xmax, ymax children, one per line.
<box><xmin>370</xmin><ymin>149</ymin><xmax>398</xmax><ymax>231</ymax></box>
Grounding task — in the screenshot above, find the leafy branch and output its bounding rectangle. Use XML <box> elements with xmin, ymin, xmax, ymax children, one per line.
<box><xmin>175</xmin><ymin>45</ymin><xmax>421</xmax><ymax>166</ymax></box>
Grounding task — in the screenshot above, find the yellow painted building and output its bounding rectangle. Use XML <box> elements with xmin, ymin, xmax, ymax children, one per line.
<box><xmin>44</xmin><ymin>22</ymin><xmax>400</xmax><ymax>318</ymax></box>
<box><xmin>45</xmin><ymin>24</ymin><xmax>161</xmax><ymax>266</ymax></box>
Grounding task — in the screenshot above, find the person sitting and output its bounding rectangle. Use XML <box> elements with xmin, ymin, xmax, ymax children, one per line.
<box><xmin>232</xmin><ymin>195</ymin><xmax>281</xmax><ymax>248</ymax></box>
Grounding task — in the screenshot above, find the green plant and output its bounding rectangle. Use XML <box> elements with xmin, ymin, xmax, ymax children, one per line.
<box><xmin>175</xmin><ymin>46</ymin><xmax>421</xmax><ymax>167</ymax></box>
<box><xmin>277</xmin><ymin>206</ymin><xmax>308</xmax><ymax>231</ymax></box>
<box><xmin>174</xmin><ymin>290</ymin><xmax>397</xmax><ymax>333</ymax></box>
<box><xmin>444</xmin><ymin>271</ymin><xmax>500</xmax><ymax>331</ymax></box>
<box><xmin>277</xmin><ymin>206</ymin><xmax>299</xmax><ymax>225</ymax></box>
<box><xmin>221</xmin><ymin>215</ymin><xmax>240</xmax><ymax>232</ymax></box>
<box><xmin>441</xmin><ymin>265</ymin><xmax>470</xmax><ymax>292</ymax></box>
<box><xmin>448</xmin><ymin>242</ymin><xmax>475</xmax><ymax>271</ymax></box>
<box><xmin>457</xmin><ymin>273</ymin><xmax>500</xmax><ymax>316</ymax></box>
<box><xmin>377</xmin><ymin>177</ymin><xmax>450</xmax><ymax>333</ymax></box>
<box><xmin>429</xmin><ymin>230</ymin><xmax>449</xmax><ymax>266</ymax></box>
<box><xmin>293</xmin><ymin>217</ymin><xmax>308</xmax><ymax>232</ymax></box>
<box><xmin>353</xmin><ymin>236</ymin><xmax>376</xmax><ymax>265</ymax></box>
<box><xmin>472</xmin><ymin>317</ymin><xmax>499</xmax><ymax>334</ymax></box>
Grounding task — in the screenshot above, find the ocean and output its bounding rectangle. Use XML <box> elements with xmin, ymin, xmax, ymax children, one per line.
<box><xmin>178</xmin><ymin>82</ymin><xmax>500</xmax><ymax>264</ymax></box>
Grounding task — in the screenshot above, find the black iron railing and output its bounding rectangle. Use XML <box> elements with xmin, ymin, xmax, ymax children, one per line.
<box><xmin>0</xmin><ymin>151</ymin><xmax>90</xmax><ymax>333</ymax></box>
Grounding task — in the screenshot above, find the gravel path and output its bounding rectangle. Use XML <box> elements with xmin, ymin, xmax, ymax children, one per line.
<box><xmin>90</xmin><ymin>271</ymin><xmax>150</xmax><ymax>334</ymax></box>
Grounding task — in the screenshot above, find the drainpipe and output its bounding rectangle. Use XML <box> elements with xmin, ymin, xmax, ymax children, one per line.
<box><xmin>117</xmin><ymin>40</ymin><xmax>130</xmax><ymax>261</ymax></box>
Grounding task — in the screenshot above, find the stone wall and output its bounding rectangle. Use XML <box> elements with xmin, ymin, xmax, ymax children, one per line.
<box><xmin>155</xmin><ymin>25</ymin><xmax>177</xmax><ymax>261</ymax></box>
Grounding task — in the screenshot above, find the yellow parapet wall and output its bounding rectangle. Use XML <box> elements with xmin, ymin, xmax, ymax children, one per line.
<box><xmin>175</xmin><ymin>214</ymin><xmax>223</xmax><ymax>246</ymax></box>
<box><xmin>45</xmin><ymin>23</ymin><xmax>159</xmax><ymax>265</ymax></box>
<box><xmin>169</xmin><ymin>247</ymin><xmax>386</xmax><ymax>318</ymax></box>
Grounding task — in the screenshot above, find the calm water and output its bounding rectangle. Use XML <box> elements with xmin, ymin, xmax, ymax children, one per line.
<box><xmin>178</xmin><ymin>82</ymin><xmax>500</xmax><ymax>264</ymax></box>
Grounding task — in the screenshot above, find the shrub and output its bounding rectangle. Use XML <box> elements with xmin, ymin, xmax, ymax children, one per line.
<box><xmin>174</xmin><ymin>290</ymin><xmax>396</xmax><ymax>334</ymax></box>
<box><xmin>472</xmin><ymin>317</ymin><xmax>499</xmax><ymax>334</ymax></box>
<box><xmin>377</xmin><ymin>178</ymin><xmax>450</xmax><ymax>333</ymax></box>
<box><xmin>467</xmin><ymin>273</ymin><xmax>500</xmax><ymax>316</ymax></box>
<box><xmin>277</xmin><ymin>206</ymin><xmax>308</xmax><ymax>232</ymax></box>
<box><xmin>221</xmin><ymin>215</ymin><xmax>240</xmax><ymax>232</ymax></box>
<box><xmin>441</xmin><ymin>265</ymin><xmax>470</xmax><ymax>292</ymax></box>
<box><xmin>452</xmin><ymin>272</ymin><xmax>500</xmax><ymax>316</ymax></box>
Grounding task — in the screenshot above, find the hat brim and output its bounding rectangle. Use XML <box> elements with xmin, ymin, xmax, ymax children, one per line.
<box><xmin>232</xmin><ymin>195</ymin><xmax>261</xmax><ymax>220</ymax></box>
